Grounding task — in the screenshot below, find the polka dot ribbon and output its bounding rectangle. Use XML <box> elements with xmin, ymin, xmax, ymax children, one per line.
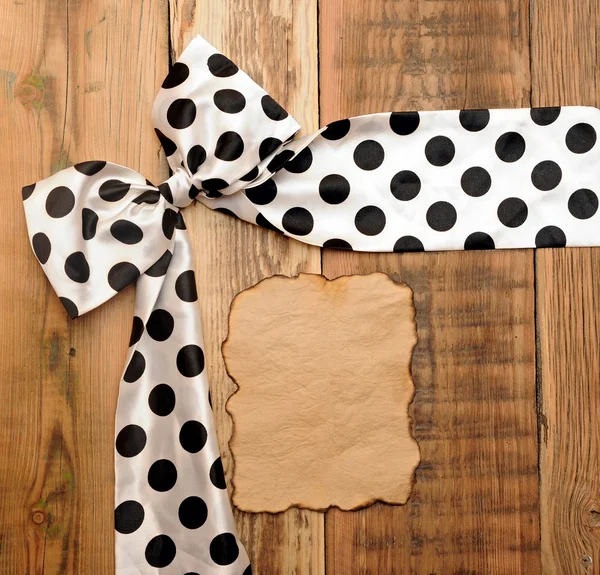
<box><xmin>21</xmin><ymin>33</ymin><xmax>600</xmax><ymax>573</ymax></box>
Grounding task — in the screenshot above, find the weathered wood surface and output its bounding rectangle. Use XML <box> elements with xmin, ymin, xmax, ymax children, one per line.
<box><xmin>320</xmin><ymin>1</ymin><xmax>539</xmax><ymax>572</ymax></box>
<box><xmin>532</xmin><ymin>2</ymin><xmax>600</xmax><ymax>573</ymax></box>
<box><xmin>0</xmin><ymin>0</ymin><xmax>598</xmax><ymax>573</ymax></box>
<box><xmin>168</xmin><ymin>2</ymin><xmax>324</xmax><ymax>573</ymax></box>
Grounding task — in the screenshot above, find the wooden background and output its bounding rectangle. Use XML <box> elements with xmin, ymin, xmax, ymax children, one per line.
<box><xmin>0</xmin><ymin>0</ymin><xmax>599</xmax><ymax>573</ymax></box>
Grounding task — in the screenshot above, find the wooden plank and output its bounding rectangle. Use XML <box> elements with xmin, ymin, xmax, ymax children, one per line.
<box><xmin>0</xmin><ymin>1</ymin><xmax>168</xmax><ymax>573</ymax></box>
<box><xmin>319</xmin><ymin>0</ymin><xmax>541</xmax><ymax>572</ymax></box>
<box><xmin>531</xmin><ymin>2</ymin><xmax>600</xmax><ymax>572</ymax></box>
<box><xmin>168</xmin><ymin>2</ymin><xmax>324</xmax><ymax>573</ymax></box>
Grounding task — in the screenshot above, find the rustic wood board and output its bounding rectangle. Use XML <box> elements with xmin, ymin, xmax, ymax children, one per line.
<box><xmin>532</xmin><ymin>3</ymin><xmax>600</xmax><ymax>572</ymax></box>
<box><xmin>168</xmin><ymin>2</ymin><xmax>324</xmax><ymax>573</ymax></box>
<box><xmin>0</xmin><ymin>1</ymin><xmax>168</xmax><ymax>573</ymax></box>
<box><xmin>319</xmin><ymin>0</ymin><xmax>539</xmax><ymax>573</ymax></box>
<box><xmin>0</xmin><ymin>0</ymin><xmax>598</xmax><ymax>573</ymax></box>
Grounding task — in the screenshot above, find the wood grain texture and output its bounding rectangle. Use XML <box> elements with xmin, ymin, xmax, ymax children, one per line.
<box><xmin>0</xmin><ymin>1</ymin><xmax>168</xmax><ymax>573</ymax></box>
<box><xmin>1</xmin><ymin>0</ymin><xmax>599</xmax><ymax>572</ymax></box>
<box><xmin>168</xmin><ymin>1</ymin><xmax>324</xmax><ymax>573</ymax></box>
<box><xmin>319</xmin><ymin>0</ymin><xmax>540</xmax><ymax>573</ymax></box>
<box><xmin>532</xmin><ymin>2</ymin><xmax>600</xmax><ymax>572</ymax></box>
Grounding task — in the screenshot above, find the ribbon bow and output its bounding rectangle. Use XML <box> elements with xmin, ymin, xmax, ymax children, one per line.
<box><xmin>22</xmin><ymin>34</ymin><xmax>600</xmax><ymax>574</ymax></box>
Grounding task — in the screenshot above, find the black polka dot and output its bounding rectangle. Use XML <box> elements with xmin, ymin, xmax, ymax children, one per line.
<box><xmin>464</xmin><ymin>232</ymin><xmax>495</xmax><ymax>250</ymax></box>
<box><xmin>393</xmin><ymin>236</ymin><xmax>424</xmax><ymax>252</ymax></box>
<box><xmin>116</xmin><ymin>424</ymin><xmax>146</xmax><ymax>457</ymax></box>
<box><xmin>240</xmin><ymin>166</ymin><xmax>259</xmax><ymax>182</ymax></box>
<box><xmin>213</xmin><ymin>89</ymin><xmax>246</xmax><ymax>114</ymax></box>
<box><xmin>390</xmin><ymin>111</ymin><xmax>420</xmax><ymax>135</ymax></box>
<box><xmin>162</xmin><ymin>208</ymin><xmax>178</xmax><ymax>240</ymax></box>
<box><xmin>146</xmin><ymin>250</ymin><xmax>172</xmax><ymax>277</ymax></box>
<box><xmin>284</xmin><ymin>147</ymin><xmax>313</xmax><ymax>173</ymax></box>
<box><xmin>425</xmin><ymin>136</ymin><xmax>455</xmax><ymax>166</ymax></box>
<box><xmin>32</xmin><ymin>233</ymin><xmax>51</xmax><ymax>264</ymax></box>
<box><xmin>177</xmin><ymin>345</ymin><xmax>205</xmax><ymax>377</ymax></box>
<box><xmin>282</xmin><ymin>207</ymin><xmax>314</xmax><ymax>236</ymax></box>
<box><xmin>353</xmin><ymin>140</ymin><xmax>384</xmax><ymax>170</ymax></box>
<box><xmin>108</xmin><ymin>262</ymin><xmax>140</xmax><ymax>292</ymax></box>
<box><xmin>123</xmin><ymin>351</ymin><xmax>146</xmax><ymax>382</ymax></box>
<box><xmin>210</xmin><ymin>533</ymin><xmax>239</xmax><ymax>566</ymax></box>
<box><xmin>146</xmin><ymin>309</ymin><xmax>174</xmax><ymax>342</ymax></box>
<box><xmin>148</xmin><ymin>459</ymin><xmax>178</xmax><ymax>492</ymax></box>
<box><xmin>22</xmin><ymin>183</ymin><xmax>35</xmax><ymax>201</ymax></box>
<box><xmin>322</xmin><ymin>119</ymin><xmax>350</xmax><ymax>140</ymax></box>
<box><xmin>110</xmin><ymin>220</ymin><xmax>143</xmax><ymax>245</ymax></box>
<box><xmin>155</xmin><ymin>128</ymin><xmax>177</xmax><ymax>157</ymax></box>
<box><xmin>461</xmin><ymin>166</ymin><xmax>492</xmax><ymax>197</ymax></box>
<box><xmin>162</xmin><ymin>62</ymin><xmax>189</xmax><ymax>89</ymax></box>
<box><xmin>145</xmin><ymin>535</ymin><xmax>176</xmax><ymax>568</ymax></box>
<box><xmin>259</xmin><ymin>138</ymin><xmax>282</xmax><ymax>161</ymax></box>
<box><xmin>390</xmin><ymin>171</ymin><xmax>421</xmax><ymax>201</ymax></box>
<box><xmin>267</xmin><ymin>150</ymin><xmax>295</xmax><ymax>173</ymax></box>
<box><xmin>179</xmin><ymin>420</ymin><xmax>208</xmax><ymax>453</ymax></box>
<box><xmin>99</xmin><ymin>180</ymin><xmax>130</xmax><ymax>202</ymax></box>
<box><xmin>323</xmin><ymin>238</ymin><xmax>353</xmax><ymax>250</ymax></box>
<box><xmin>531</xmin><ymin>107</ymin><xmax>561</xmax><ymax>126</ymax></box>
<box><xmin>59</xmin><ymin>297</ymin><xmax>79</xmax><ymax>319</ymax></box>
<box><xmin>80</xmin><ymin>208</ymin><xmax>98</xmax><ymax>241</ymax></box>
<box><xmin>426</xmin><ymin>201</ymin><xmax>457</xmax><ymax>231</ymax></box>
<box><xmin>115</xmin><ymin>500</ymin><xmax>145</xmax><ymax>534</ymax></box>
<box><xmin>319</xmin><ymin>174</ymin><xmax>350</xmax><ymax>204</ymax></box>
<box><xmin>158</xmin><ymin>182</ymin><xmax>174</xmax><ymax>204</ymax></box>
<box><xmin>354</xmin><ymin>206</ymin><xmax>386</xmax><ymax>236</ymax></box>
<box><xmin>129</xmin><ymin>316</ymin><xmax>144</xmax><ymax>346</ymax></box>
<box><xmin>46</xmin><ymin>186</ymin><xmax>75</xmax><ymax>218</ymax></box>
<box><xmin>202</xmin><ymin>178</ymin><xmax>229</xmax><ymax>194</ymax></box>
<box><xmin>187</xmin><ymin>145</ymin><xmax>207</xmax><ymax>174</ymax></box>
<box><xmin>246</xmin><ymin>180</ymin><xmax>277</xmax><ymax>205</ymax></box>
<box><xmin>132</xmin><ymin>190</ymin><xmax>160</xmax><ymax>204</ymax></box>
<box><xmin>65</xmin><ymin>252</ymin><xmax>90</xmax><ymax>283</ymax></box>
<box><xmin>497</xmin><ymin>197</ymin><xmax>528</xmax><ymax>228</ymax></box>
<box><xmin>175</xmin><ymin>212</ymin><xmax>186</xmax><ymax>230</ymax></box>
<box><xmin>216</xmin><ymin>208</ymin><xmax>238</xmax><ymax>219</ymax></box>
<box><xmin>148</xmin><ymin>384</ymin><xmax>176</xmax><ymax>417</ymax></box>
<box><xmin>261</xmin><ymin>95</ymin><xmax>289</xmax><ymax>121</ymax></box>
<box><xmin>189</xmin><ymin>184</ymin><xmax>202</xmax><ymax>200</ymax></box>
<box><xmin>495</xmin><ymin>132</ymin><xmax>526</xmax><ymax>162</ymax></box>
<box><xmin>215</xmin><ymin>132</ymin><xmax>244</xmax><ymax>161</ymax></box>
<box><xmin>459</xmin><ymin>109</ymin><xmax>490</xmax><ymax>132</ymax></box>
<box><xmin>566</xmin><ymin>123</ymin><xmax>597</xmax><ymax>154</ymax></box>
<box><xmin>207</xmin><ymin>53</ymin><xmax>239</xmax><ymax>77</ymax></box>
<box><xmin>209</xmin><ymin>457</ymin><xmax>227</xmax><ymax>489</ymax></box>
<box><xmin>568</xmin><ymin>188</ymin><xmax>598</xmax><ymax>219</ymax></box>
<box><xmin>167</xmin><ymin>98</ymin><xmax>196</xmax><ymax>129</ymax></box>
<box><xmin>531</xmin><ymin>160</ymin><xmax>562</xmax><ymax>191</ymax></box>
<box><xmin>535</xmin><ymin>225</ymin><xmax>567</xmax><ymax>248</ymax></box>
<box><xmin>256</xmin><ymin>213</ymin><xmax>283</xmax><ymax>234</ymax></box>
<box><xmin>74</xmin><ymin>160</ymin><xmax>106</xmax><ymax>175</ymax></box>
<box><xmin>179</xmin><ymin>496</ymin><xmax>208</xmax><ymax>530</ymax></box>
<box><xmin>175</xmin><ymin>270</ymin><xmax>198</xmax><ymax>302</ymax></box>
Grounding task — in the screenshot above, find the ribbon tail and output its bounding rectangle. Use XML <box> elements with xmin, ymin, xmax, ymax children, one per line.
<box><xmin>115</xmin><ymin>220</ymin><xmax>250</xmax><ymax>573</ymax></box>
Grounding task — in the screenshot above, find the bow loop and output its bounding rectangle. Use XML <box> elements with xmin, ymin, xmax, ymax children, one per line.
<box><xmin>22</xmin><ymin>162</ymin><xmax>176</xmax><ymax>318</ymax></box>
<box><xmin>151</xmin><ymin>35</ymin><xmax>301</xmax><ymax>198</ymax></box>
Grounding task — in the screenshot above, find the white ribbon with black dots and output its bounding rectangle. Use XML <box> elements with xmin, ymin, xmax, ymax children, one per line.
<box><xmin>22</xmin><ymin>34</ymin><xmax>600</xmax><ymax>574</ymax></box>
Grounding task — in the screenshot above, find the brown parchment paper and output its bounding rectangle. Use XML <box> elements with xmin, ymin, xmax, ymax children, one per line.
<box><xmin>223</xmin><ymin>273</ymin><xmax>420</xmax><ymax>512</ymax></box>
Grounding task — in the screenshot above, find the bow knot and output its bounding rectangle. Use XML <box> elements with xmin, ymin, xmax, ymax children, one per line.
<box><xmin>22</xmin><ymin>35</ymin><xmax>304</xmax><ymax>319</ymax></box>
<box><xmin>160</xmin><ymin>168</ymin><xmax>195</xmax><ymax>209</ymax></box>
